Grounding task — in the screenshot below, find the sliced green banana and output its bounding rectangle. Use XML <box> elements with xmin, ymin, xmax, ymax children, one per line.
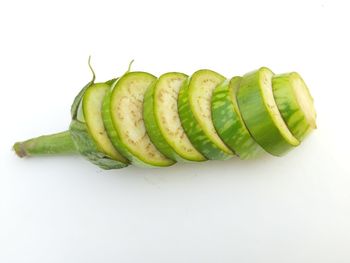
<box><xmin>237</xmin><ymin>67</ymin><xmax>299</xmax><ymax>156</ymax></box>
<box><xmin>82</xmin><ymin>83</ymin><xmax>128</xmax><ymax>163</ymax></box>
<box><xmin>143</xmin><ymin>72</ymin><xmax>206</xmax><ymax>162</ymax></box>
<box><xmin>272</xmin><ymin>72</ymin><xmax>317</xmax><ymax>141</ymax></box>
<box><xmin>178</xmin><ymin>69</ymin><xmax>233</xmax><ymax>160</ymax></box>
<box><xmin>103</xmin><ymin>72</ymin><xmax>174</xmax><ymax>167</ymax></box>
<box><xmin>211</xmin><ymin>77</ymin><xmax>264</xmax><ymax>159</ymax></box>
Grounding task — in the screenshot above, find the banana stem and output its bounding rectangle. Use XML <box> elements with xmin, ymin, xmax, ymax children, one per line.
<box><xmin>13</xmin><ymin>130</ymin><xmax>77</xmax><ymax>157</ymax></box>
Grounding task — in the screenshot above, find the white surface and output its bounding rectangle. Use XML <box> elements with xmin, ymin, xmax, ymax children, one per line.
<box><xmin>0</xmin><ymin>0</ymin><xmax>349</xmax><ymax>262</ymax></box>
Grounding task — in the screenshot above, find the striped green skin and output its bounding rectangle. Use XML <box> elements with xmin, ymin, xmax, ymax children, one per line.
<box><xmin>82</xmin><ymin>83</ymin><xmax>128</xmax><ymax>164</ymax></box>
<box><xmin>143</xmin><ymin>72</ymin><xmax>206</xmax><ymax>162</ymax></box>
<box><xmin>272</xmin><ymin>72</ymin><xmax>317</xmax><ymax>141</ymax></box>
<box><xmin>178</xmin><ymin>70</ymin><xmax>233</xmax><ymax>160</ymax></box>
<box><xmin>211</xmin><ymin>77</ymin><xmax>264</xmax><ymax>159</ymax></box>
<box><xmin>237</xmin><ymin>67</ymin><xmax>299</xmax><ymax>156</ymax></box>
<box><xmin>103</xmin><ymin>72</ymin><xmax>174</xmax><ymax>167</ymax></box>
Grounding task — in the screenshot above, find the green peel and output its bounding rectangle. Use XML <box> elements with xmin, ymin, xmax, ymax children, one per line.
<box><xmin>211</xmin><ymin>77</ymin><xmax>264</xmax><ymax>159</ymax></box>
<box><xmin>104</xmin><ymin>72</ymin><xmax>174</xmax><ymax>167</ymax></box>
<box><xmin>272</xmin><ymin>72</ymin><xmax>317</xmax><ymax>141</ymax></box>
<box><xmin>82</xmin><ymin>82</ymin><xmax>128</xmax><ymax>163</ymax></box>
<box><xmin>143</xmin><ymin>72</ymin><xmax>206</xmax><ymax>162</ymax></box>
<box><xmin>237</xmin><ymin>67</ymin><xmax>299</xmax><ymax>156</ymax></box>
<box><xmin>13</xmin><ymin>61</ymin><xmax>317</xmax><ymax>169</ymax></box>
<box><xmin>178</xmin><ymin>70</ymin><xmax>233</xmax><ymax>160</ymax></box>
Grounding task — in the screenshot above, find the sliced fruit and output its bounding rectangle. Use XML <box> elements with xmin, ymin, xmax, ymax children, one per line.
<box><xmin>143</xmin><ymin>72</ymin><xmax>206</xmax><ymax>162</ymax></box>
<box><xmin>178</xmin><ymin>69</ymin><xmax>233</xmax><ymax>160</ymax></box>
<box><xmin>70</xmin><ymin>80</ymin><xmax>128</xmax><ymax>169</ymax></box>
<box><xmin>236</xmin><ymin>67</ymin><xmax>299</xmax><ymax>156</ymax></box>
<box><xmin>211</xmin><ymin>77</ymin><xmax>264</xmax><ymax>159</ymax></box>
<box><xmin>82</xmin><ymin>82</ymin><xmax>128</xmax><ymax>163</ymax></box>
<box><xmin>272</xmin><ymin>72</ymin><xmax>317</xmax><ymax>141</ymax></box>
<box><xmin>103</xmin><ymin>72</ymin><xmax>174</xmax><ymax>167</ymax></box>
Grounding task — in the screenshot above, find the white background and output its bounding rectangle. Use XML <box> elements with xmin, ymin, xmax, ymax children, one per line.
<box><xmin>1</xmin><ymin>0</ymin><xmax>349</xmax><ymax>262</ymax></box>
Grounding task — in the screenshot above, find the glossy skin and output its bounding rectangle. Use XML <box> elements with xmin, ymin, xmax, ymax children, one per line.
<box><xmin>272</xmin><ymin>72</ymin><xmax>317</xmax><ymax>141</ymax></box>
<box><xmin>237</xmin><ymin>68</ymin><xmax>299</xmax><ymax>156</ymax></box>
<box><xmin>211</xmin><ymin>77</ymin><xmax>264</xmax><ymax>159</ymax></box>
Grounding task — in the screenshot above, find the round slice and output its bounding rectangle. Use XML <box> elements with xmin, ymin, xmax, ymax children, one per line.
<box><xmin>272</xmin><ymin>72</ymin><xmax>317</xmax><ymax>141</ymax></box>
<box><xmin>236</xmin><ymin>67</ymin><xmax>299</xmax><ymax>156</ymax></box>
<box><xmin>211</xmin><ymin>77</ymin><xmax>264</xmax><ymax>159</ymax></box>
<box><xmin>103</xmin><ymin>72</ymin><xmax>174</xmax><ymax>167</ymax></box>
<box><xmin>70</xmin><ymin>79</ymin><xmax>128</xmax><ymax>170</ymax></box>
<box><xmin>178</xmin><ymin>69</ymin><xmax>233</xmax><ymax>160</ymax></box>
<box><xmin>82</xmin><ymin>82</ymin><xmax>128</xmax><ymax>164</ymax></box>
<box><xmin>143</xmin><ymin>72</ymin><xmax>206</xmax><ymax>162</ymax></box>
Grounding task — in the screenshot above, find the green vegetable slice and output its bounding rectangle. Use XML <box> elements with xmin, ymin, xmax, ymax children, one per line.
<box><xmin>68</xmin><ymin>58</ymin><xmax>128</xmax><ymax>169</ymax></box>
<box><xmin>143</xmin><ymin>72</ymin><xmax>206</xmax><ymax>162</ymax></box>
<box><xmin>103</xmin><ymin>72</ymin><xmax>174</xmax><ymax>167</ymax></box>
<box><xmin>237</xmin><ymin>67</ymin><xmax>299</xmax><ymax>156</ymax></box>
<box><xmin>70</xmin><ymin>86</ymin><xmax>128</xmax><ymax>169</ymax></box>
<box><xmin>272</xmin><ymin>72</ymin><xmax>317</xmax><ymax>141</ymax></box>
<box><xmin>13</xmin><ymin>58</ymin><xmax>318</xmax><ymax>169</ymax></box>
<box><xmin>178</xmin><ymin>69</ymin><xmax>233</xmax><ymax>160</ymax></box>
<box><xmin>211</xmin><ymin>77</ymin><xmax>264</xmax><ymax>159</ymax></box>
<box><xmin>82</xmin><ymin>82</ymin><xmax>128</xmax><ymax>164</ymax></box>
